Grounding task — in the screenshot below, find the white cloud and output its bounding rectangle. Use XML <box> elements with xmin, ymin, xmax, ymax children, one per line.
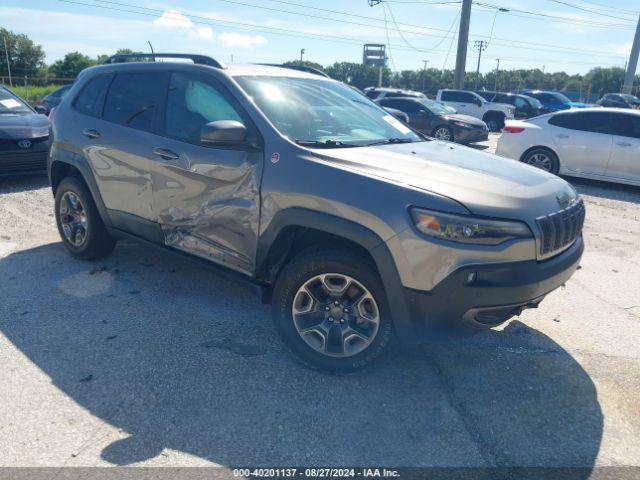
<box><xmin>152</xmin><ymin>9</ymin><xmax>213</xmax><ymax>40</ymax></box>
<box><xmin>217</xmin><ymin>32</ymin><xmax>268</xmax><ymax>48</ymax></box>
<box><xmin>609</xmin><ymin>41</ymin><xmax>633</xmax><ymax>57</ymax></box>
<box><xmin>153</xmin><ymin>9</ymin><xmax>192</xmax><ymax>29</ymax></box>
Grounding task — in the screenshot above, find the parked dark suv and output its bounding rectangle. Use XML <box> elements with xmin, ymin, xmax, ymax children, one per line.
<box><xmin>474</xmin><ymin>91</ymin><xmax>548</xmax><ymax>118</ymax></box>
<box><xmin>48</xmin><ymin>54</ymin><xmax>584</xmax><ymax>372</ymax></box>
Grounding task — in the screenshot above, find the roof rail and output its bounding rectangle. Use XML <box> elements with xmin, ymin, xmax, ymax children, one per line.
<box><xmin>257</xmin><ymin>63</ymin><xmax>330</xmax><ymax>78</ymax></box>
<box><xmin>103</xmin><ymin>53</ymin><xmax>225</xmax><ymax>69</ymax></box>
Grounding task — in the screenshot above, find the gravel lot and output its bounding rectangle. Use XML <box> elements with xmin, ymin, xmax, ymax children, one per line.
<box><xmin>1</xmin><ymin>134</ymin><xmax>639</xmax><ymax>472</ymax></box>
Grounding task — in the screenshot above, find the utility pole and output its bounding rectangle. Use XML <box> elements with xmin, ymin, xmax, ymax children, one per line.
<box><xmin>474</xmin><ymin>40</ymin><xmax>488</xmax><ymax>90</ymax></box>
<box><xmin>2</xmin><ymin>35</ymin><xmax>12</xmax><ymax>88</ymax></box>
<box><xmin>300</xmin><ymin>48</ymin><xmax>305</xmax><ymax>62</ymax></box>
<box><xmin>494</xmin><ymin>58</ymin><xmax>500</xmax><ymax>91</ymax></box>
<box><xmin>623</xmin><ymin>13</ymin><xmax>640</xmax><ymax>94</ymax></box>
<box><xmin>453</xmin><ymin>0</ymin><xmax>472</xmax><ymax>89</ymax></box>
<box><xmin>422</xmin><ymin>60</ymin><xmax>429</xmax><ymax>92</ymax></box>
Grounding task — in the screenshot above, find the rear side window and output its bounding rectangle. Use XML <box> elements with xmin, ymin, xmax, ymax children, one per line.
<box><xmin>380</xmin><ymin>99</ymin><xmax>420</xmax><ymax>113</ymax></box>
<box><xmin>609</xmin><ymin>113</ymin><xmax>640</xmax><ymax>139</ymax></box>
<box><xmin>73</xmin><ymin>75</ymin><xmax>112</xmax><ymax>117</ymax></box>
<box><xmin>441</xmin><ymin>91</ymin><xmax>464</xmax><ymax>102</ymax></box>
<box><xmin>365</xmin><ymin>90</ymin><xmax>378</xmax><ymax>99</ymax></box>
<box><xmin>549</xmin><ymin>111</ymin><xmax>613</xmax><ymax>134</ymax></box>
<box><xmin>164</xmin><ymin>72</ymin><xmax>243</xmax><ymax>145</ymax></box>
<box><xmin>103</xmin><ymin>72</ymin><xmax>167</xmax><ymax>132</ymax></box>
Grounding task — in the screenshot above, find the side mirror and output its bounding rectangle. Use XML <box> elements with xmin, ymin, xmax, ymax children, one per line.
<box><xmin>475</xmin><ymin>99</ymin><xmax>482</xmax><ymax>106</ymax></box>
<box><xmin>419</xmin><ymin>109</ymin><xmax>429</xmax><ymax>116</ymax></box>
<box><xmin>200</xmin><ymin>120</ymin><xmax>248</xmax><ymax>146</ymax></box>
<box><xmin>34</xmin><ymin>105</ymin><xmax>47</xmax><ymax>115</ymax></box>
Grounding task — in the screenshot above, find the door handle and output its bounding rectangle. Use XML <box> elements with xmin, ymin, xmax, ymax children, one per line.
<box><xmin>616</xmin><ymin>141</ymin><xmax>632</xmax><ymax>147</ymax></box>
<box><xmin>153</xmin><ymin>148</ymin><xmax>180</xmax><ymax>161</ymax></box>
<box><xmin>556</xmin><ymin>134</ymin><xmax>569</xmax><ymax>139</ymax></box>
<box><xmin>82</xmin><ymin>128</ymin><xmax>100</xmax><ymax>139</ymax></box>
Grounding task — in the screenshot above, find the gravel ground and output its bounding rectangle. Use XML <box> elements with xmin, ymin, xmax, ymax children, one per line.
<box><xmin>1</xmin><ymin>136</ymin><xmax>639</xmax><ymax>471</ymax></box>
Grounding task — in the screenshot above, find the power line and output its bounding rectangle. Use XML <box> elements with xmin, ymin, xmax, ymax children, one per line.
<box><xmin>236</xmin><ymin>0</ymin><xmax>633</xmax><ymax>57</ymax></box>
<box><xmin>91</xmin><ymin>0</ymin><xmax>633</xmax><ymax>58</ymax></box>
<box><xmin>563</xmin><ymin>0</ymin><xmax>638</xmax><ymax>16</ymax></box>
<box><xmin>543</xmin><ymin>0</ymin><xmax>637</xmax><ymax>22</ymax></box>
<box><xmin>476</xmin><ymin>2</ymin><xmax>635</xmax><ymax>29</ymax></box>
<box><xmin>52</xmin><ymin>0</ymin><xmax>626</xmax><ymax>68</ymax></box>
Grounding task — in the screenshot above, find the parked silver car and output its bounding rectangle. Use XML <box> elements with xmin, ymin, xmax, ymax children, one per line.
<box><xmin>48</xmin><ymin>54</ymin><xmax>584</xmax><ymax>372</ymax></box>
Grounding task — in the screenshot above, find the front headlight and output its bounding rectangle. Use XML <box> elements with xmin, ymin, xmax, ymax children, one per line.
<box><xmin>410</xmin><ymin>208</ymin><xmax>532</xmax><ymax>245</ymax></box>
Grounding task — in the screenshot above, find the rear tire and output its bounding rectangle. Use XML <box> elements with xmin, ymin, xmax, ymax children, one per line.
<box><xmin>483</xmin><ymin>114</ymin><xmax>505</xmax><ymax>132</ymax></box>
<box><xmin>55</xmin><ymin>177</ymin><xmax>116</xmax><ymax>260</ymax></box>
<box><xmin>271</xmin><ymin>247</ymin><xmax>394</xmax><ymax>373</ymax></box>
<box><xmin>521</xmin><ymin>147</ymin><xmax>560</xmax><ymax>175</ymax></box>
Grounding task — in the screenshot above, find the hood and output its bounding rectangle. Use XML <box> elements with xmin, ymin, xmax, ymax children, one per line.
<box><xmin>569</xmin><ymin>102</ymin><xmax>593</xmax><ymax>108</ymax></box>
<box><xmin>443</xmin><ymin>113</ymin><xmax>486</xmax><ymax>127</ymax></box>
<box><xmin>0</xmin><ymin>113</ymin><xmax>49</xmax><ymax>140</ymax></box>
<box><xmin>312</xmin><ymin>141</ymin><xmax>576</xmax><ymax>220</ymax></box>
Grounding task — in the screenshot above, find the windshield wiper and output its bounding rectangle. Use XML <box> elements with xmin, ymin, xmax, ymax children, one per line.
<box><xmin>363</xmin><ymin>138</ymin><xmax>416</xmax><ymax>147</ymax></box>
<box><xmin>294</xmin><ymin>139</ymin><xmax>358</xmax><ymax>148</ymax></box>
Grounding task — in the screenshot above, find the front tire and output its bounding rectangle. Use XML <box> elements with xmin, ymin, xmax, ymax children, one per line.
<box><xmin>271</xmin><ymin>247</ymin><xmax>394</xmax><ymax>373</ymax></box>
<box><xmin>432</xmin><ymin>125</ymin><xmax>454</xmax><ymax>142</ymax></box>
<box><xmin>55</xmin><ymin>177</ymin><xmax>116</xmax><ymax>260</ymax></box>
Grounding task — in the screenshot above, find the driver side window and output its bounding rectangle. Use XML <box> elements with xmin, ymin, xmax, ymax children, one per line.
<box><xmin>164</xmin><ymin>72</ymin><xmax>243</xmax><ymax>146</ymax></box>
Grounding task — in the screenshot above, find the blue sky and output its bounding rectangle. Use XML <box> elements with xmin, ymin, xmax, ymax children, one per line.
<box><xmin>1</xmin><ymin>0</ymin><xmax>638</xmax><ymax>74</ymax></box>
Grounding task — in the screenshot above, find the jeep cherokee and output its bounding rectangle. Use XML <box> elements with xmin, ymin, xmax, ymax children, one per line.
<box><xmin>48</xmin><ymin>54</ymin><xmax>584</xmax><ymax>372</ymax></box>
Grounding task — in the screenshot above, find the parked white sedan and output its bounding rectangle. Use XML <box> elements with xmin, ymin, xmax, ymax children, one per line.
<box><xmin>496</xmin><ymin>107</ymin><xmax>640</xmax><ymax>187</ymax></box>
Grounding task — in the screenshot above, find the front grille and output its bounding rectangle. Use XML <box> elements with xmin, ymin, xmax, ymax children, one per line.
<box><xmin>0</xmin><ymin>152</ymin><xmax>48</xmax><ymax>174</ymax></box>
<box><xmin>536</xmin><ymin>199</ymin><xmax>585</xmax><ymax>256</ymax></box>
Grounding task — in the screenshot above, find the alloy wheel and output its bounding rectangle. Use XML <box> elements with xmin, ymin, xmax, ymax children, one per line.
<box><xmin>524</xmin><ymin>152</ymin><xmax>552</xmax><ymax>171</ymax></box>
<box><xmin>291</xmin><ymin>273</ymin><xmax>380</xmax><ymax>357</ymax></box>
<box><xmin>434</xmin><ymin>127</ymin><xmax>452</xmax><ymax>141</ymax></box>
<box><xmin>59</xmin><ymin>191</ymin><xmax>88</xmax><ymax>247</ymax></box>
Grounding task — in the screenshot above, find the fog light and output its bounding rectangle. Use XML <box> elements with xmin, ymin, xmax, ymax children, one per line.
<box><xmin>466</xmin><ymin>272</ymin><xmax>477</xmax><ymax>284</ymax></box>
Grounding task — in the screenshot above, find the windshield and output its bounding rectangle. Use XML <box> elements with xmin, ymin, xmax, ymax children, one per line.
<box><xmin>419</xmin><ymin>99</ymin><xmax>454</xmax><ymax>115</ymax></box>
<box><xmin>550</xmin><ymin>92</ymin><xmax>571</xmax><ymax>104</ymax></box>
<box><xmin>235</xmin><ymin>76</ymin><xmax>422</xmax><ymax>147</ymax></box>
<box><xmin>0</xmin><ymin>88</ymin><xmax>31</xmax><ymax>115</ymax></box>
<box><xmin>527</xmin><ymin>97</ymin><xmax>543</xmax><ymax>108</ymax></box>
<box><xmin>622</xmin><ymin>94</ymin><xmax>640</xmax><ymax>102</ymax></box>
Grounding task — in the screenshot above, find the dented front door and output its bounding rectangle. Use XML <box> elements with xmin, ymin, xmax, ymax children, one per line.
<box><xmin>150</xmin><ymin>71</ymin><xmax>263</xmax><ymax>274</ymax></box>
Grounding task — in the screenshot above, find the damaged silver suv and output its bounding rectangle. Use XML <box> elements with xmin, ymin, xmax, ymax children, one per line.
<box><xmin>49</xmin><ymin>54</ymin><xmax>584</xmax><ymax>372</ymax></box>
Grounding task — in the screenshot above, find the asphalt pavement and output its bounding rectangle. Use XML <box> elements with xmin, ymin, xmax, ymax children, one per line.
<box><xmin>0</xmin><ymin>136</ymin><xmax>639</xmax><ymax>472</ymax></box>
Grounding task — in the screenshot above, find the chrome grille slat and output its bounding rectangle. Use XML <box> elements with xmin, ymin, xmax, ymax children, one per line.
<box><xmin>536</xmin><ymin>199</ymin><xmax>585</xmax><ymax>256</ymax></box>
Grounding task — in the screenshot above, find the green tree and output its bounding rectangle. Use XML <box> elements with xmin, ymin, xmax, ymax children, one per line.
<box><xmin>0</xmin><ymin>28</ymin><xmax>46</xmax><ymax>78</ymax></box>
<box><xmin>49</xmin><ymin>51</ymin><xmax>95</xmax><ymax>78</ymax></box>
<box><xmin>325</xmin><ymin>62</ymin><xmax>391</xmax><ymax>90</ymax></box>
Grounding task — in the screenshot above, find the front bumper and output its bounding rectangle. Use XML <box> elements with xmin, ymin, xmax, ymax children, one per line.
<box><xmin>457</xmin><ymin>127</ymin><xmax>489</xmax><ymax>144</ymax></box>
<box><xmin>0</xmin><ymin>139</ymin><xmax>49</xmax><ymax>175</ymax></box>
<box><xmin>394</xmin><ymin>236</ymin><xmax>583</xmax><ymax>342</ymax></box>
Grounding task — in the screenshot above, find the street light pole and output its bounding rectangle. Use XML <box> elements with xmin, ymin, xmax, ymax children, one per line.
<box><xmin>494</xmin><ymin>58</ymin><xmax>500</xmax><ymax>91</ymax></box>
<box><xmin>300</xmin><ymin>48</ymin><xmax>305</xmax><ymax>62</ymax></box>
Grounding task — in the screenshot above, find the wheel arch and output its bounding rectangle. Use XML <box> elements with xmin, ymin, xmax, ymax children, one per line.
<box><xmin>50</xmin><ymin>157</ymin><xmax>112</xmax><ymax>228</ymax></box>
<box><xmin>256</xmin><ymin>208</ymin><xmax>413</xmax><ymax>340</ymax></box>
